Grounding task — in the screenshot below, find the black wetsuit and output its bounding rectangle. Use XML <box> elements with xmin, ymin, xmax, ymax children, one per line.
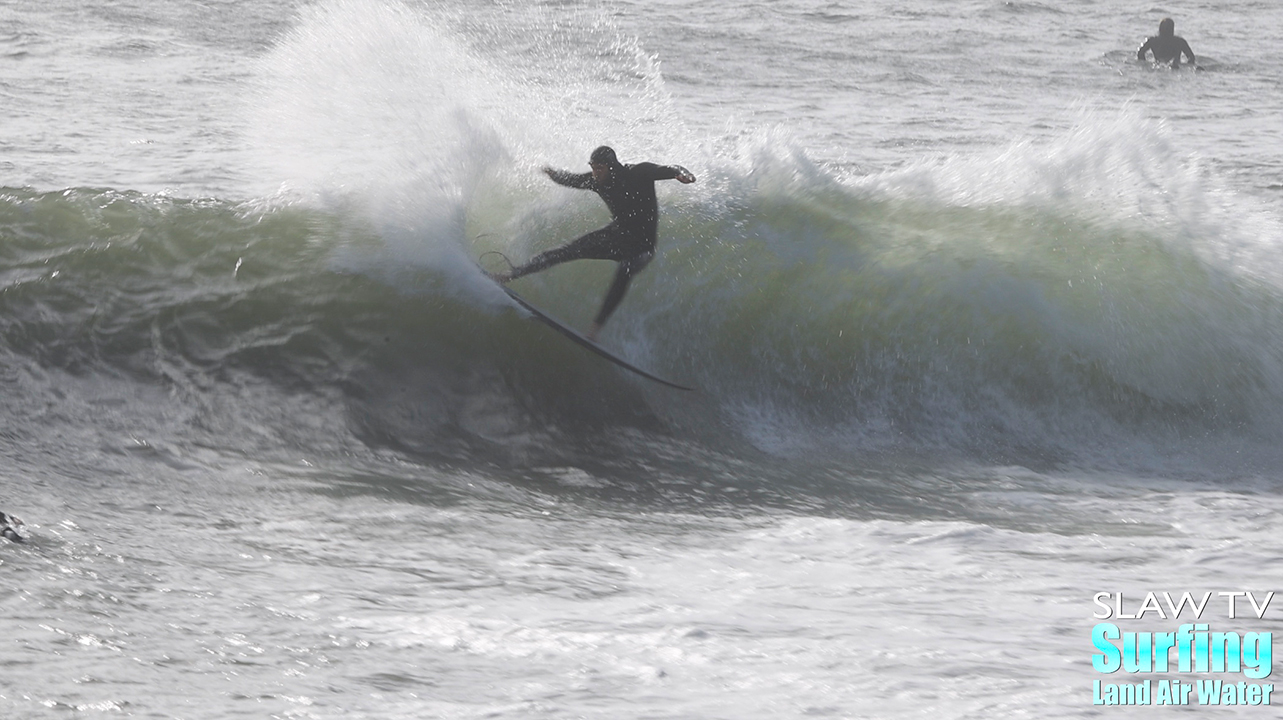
<box><xmin>511</xmin><ymin>162</ymin><xmax>687</xmax><ymax>326</ymax></box>
<box><xmin>1137</xmin><ymin>34</ymin><xmax>1195</xmax><ymax>67</ymax></box>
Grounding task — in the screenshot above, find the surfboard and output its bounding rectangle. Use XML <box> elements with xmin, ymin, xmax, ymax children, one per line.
<box><xmin>492</xmin><ymin>281</ymin><xmax>695</xmax><ymax>392</ymax></box>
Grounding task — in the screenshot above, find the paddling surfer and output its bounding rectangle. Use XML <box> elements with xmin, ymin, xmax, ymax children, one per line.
<box><xmin>1137</xmin><ymin>18</ymin><xmax>1197</xmax><ymax>68</ymax></box>
<box><xmin>491</xmin><ymin>146</ymin><xmax>696</xmax><ymax>342</ymax></box>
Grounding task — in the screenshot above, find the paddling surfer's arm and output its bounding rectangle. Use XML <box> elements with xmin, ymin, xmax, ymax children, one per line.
<box><xmin>1177</xmin><ymin>38</ymin><xmax>1196</xmax><ymax>66</ymax></box>
<box><xmin>1136</xmin><ymin>37</ymin><xmax>1154</xmax><ymax>62</ymax></box>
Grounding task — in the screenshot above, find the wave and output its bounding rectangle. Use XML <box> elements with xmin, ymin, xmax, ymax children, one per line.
<box><xmin>4</xmin><ymin>112</ymin><xmax>1283</xmax><ymax>474</ymax></box>
<box><xmin>5</xmin><ymin>0</ymin><xmax>1283</xmax><ymax>475</ymax></box>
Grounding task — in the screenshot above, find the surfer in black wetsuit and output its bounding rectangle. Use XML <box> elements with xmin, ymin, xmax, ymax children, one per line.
<box><xmin>491</xmin><ymin>146</ymin><xmax>696</xmax><ymax>341</ymax></box>
<box><xmin>1137</xmin><ymin>18</ymin><xmax>1196</xmax><ymax>68</ymax></box>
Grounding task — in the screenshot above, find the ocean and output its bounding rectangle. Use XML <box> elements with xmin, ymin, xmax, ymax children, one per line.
<box><xmin>4</xmin><ymin>0</ymin><xmax>1283</xmax><ymax>717</ymax></box>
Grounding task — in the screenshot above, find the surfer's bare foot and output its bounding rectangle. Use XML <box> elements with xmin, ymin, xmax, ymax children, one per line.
<box><xmin>586</xmin><ymin>321</ymin><xmax>603</xmax><ymax>342</ymax></box>
<box><xmin>485</xmin><ymin>270</ymin><xmax>511</xmax><ymax>284</ymax></box>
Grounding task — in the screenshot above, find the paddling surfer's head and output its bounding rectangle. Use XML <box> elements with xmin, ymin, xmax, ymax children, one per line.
<box><xmin>590</xmin><ymin>145</ymin><xmax>619</xmax><ymax>183</ymax></box>
<box><xmin>1159</xmin><ymin>18</ymin><xmax>1175</xmax><ymax>37</ymax></box>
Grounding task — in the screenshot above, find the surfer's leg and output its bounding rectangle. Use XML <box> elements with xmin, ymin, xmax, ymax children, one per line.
<box><xmin>506</xmin><ymin>226</ymin><xmax>622</xmax><ymax>281</ymax></box>
<box><xmin>588</xmin><ymin>251</ymin><xmax>654</xmax><ymax>339</ymax></box>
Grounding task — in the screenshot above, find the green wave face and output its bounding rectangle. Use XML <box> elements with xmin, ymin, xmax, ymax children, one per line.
<box><xmin>5</xmin><ymin>167</ymin><xmax>1283</xmax><ymax>473</ymax></box>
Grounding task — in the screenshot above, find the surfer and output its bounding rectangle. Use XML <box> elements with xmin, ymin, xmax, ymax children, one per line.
<box><xmin>490</xmin><ymin>146</ymin><xmax>696</xmax><ymax>341</ymax></box>
<box><xmin>1136</xmin><ymin>18</ymin><xmax>1196</xmax><ymax>68</ymax></box>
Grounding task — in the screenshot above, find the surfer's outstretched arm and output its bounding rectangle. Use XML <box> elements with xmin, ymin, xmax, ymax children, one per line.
<box><xmin>671</xmin><ymin>165</ymin><xmax>697</xmax><ymax>184</ymax></box>
<box><xmin>632</xmin><ymin>162</ymin><xmax>696</xmax><ymax>184</ymax></box>
<box><xmin>543</xmin><ymin>166</ymin><xmax>594</xmax><ymax>189</ymax></box>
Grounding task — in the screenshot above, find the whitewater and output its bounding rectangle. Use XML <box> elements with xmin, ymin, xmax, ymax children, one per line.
<box><xmin>4</xmin><ymin>0</ymin><xmax>1283</xmax><ymax>718</ymax></box>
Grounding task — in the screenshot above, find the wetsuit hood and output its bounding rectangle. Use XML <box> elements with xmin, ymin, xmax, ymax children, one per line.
<box><xmin>590</xmin><ymin>145</ymin><xmax>621</xmax><ymax>168</ymax></box>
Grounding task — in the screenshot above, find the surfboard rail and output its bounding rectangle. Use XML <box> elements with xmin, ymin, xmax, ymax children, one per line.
<box><xmin>494</xmin><ymin>283</ymin><xmax>695</xmax><ymax>392</ymax></box>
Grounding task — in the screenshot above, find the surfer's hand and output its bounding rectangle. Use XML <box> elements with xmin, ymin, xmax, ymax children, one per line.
<box><xmin>675</xmin><ymin>167</ymin><xmax>696</xmax><ymax>184</ymax></box>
